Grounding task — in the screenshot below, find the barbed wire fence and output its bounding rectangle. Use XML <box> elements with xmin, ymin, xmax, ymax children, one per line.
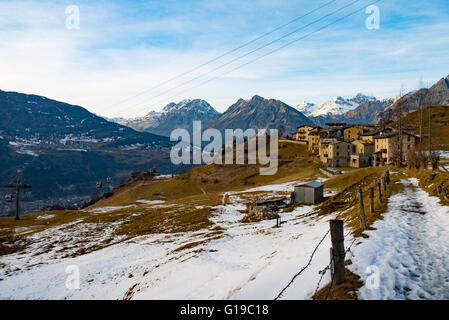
<box><xmin>274</xmin><ymin>196</ymin><xmax>357</xmax><ymax>300</ymax></box>
<box><xmin>275</xmin><ymin>170</ymin><xmax>391</xmax><ymax>300</ymax></box>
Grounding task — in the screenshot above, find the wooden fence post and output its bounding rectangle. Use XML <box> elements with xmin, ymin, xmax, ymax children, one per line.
<box><xmin>329</xmin><ymin>220</ymin><xmax>345</xmax><ymax>285</ymax></box>
<box><xmin>378</xmin><ymin>180</ymin><xmax>383</xmax><ymax>202</ymax></box>
<box><xmin>358</xmin><ymin>188</ymin><xmax>366</xmax><ymax>230</ymax></box>
<box><xmin>329</xmin><ymin>247</ymin><xmax>334</xmax><ymax>287</ymax></box>
<box><xmin>369</xmin><ymin>187</ymin><xmax>375</xmax><ymax>214</ymax></box>
<box><xmin>383</xmin><ymin>175</ymin><xmax>387</xmax><ymax>192</ymax></box>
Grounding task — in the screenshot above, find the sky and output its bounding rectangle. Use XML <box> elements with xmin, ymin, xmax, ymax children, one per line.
<box><xmin>0</xmin><ymin>0</ymin><xmax>448</xmax><ymax>117</ymax></box>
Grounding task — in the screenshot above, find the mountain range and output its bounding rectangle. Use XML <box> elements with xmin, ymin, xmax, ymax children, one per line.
<box><xmin>380</xmin><ymin>75</ymin><xmax>449</xmax><ymax>122</ymax></box>
<box><xmin>115</xmin><ymin>93</ymin><xmax>394</xmax><ymax>136</ymax></box>
<box><xmin>206</xmin><ymin>95</ymin><xmax>313</xmax><ymax>135</ymax></box>
<box><xmin>112</xmin><ymin>75</ymin><xmax>449</xmax><ymax>138</ymax></box>
<box><xmin>297</xmin><ymin>93</ymin><xmax>377</xmax><ymax>117</ymax></box>
<box><xmin>0</xmin><ymin>89</ymin><xmax>172</xmax><ymax>216</ymax></box>
<box><xmin>2</xmin><ymin>74</ymin><xmax>448</xmax><ymax>215</ymax></box>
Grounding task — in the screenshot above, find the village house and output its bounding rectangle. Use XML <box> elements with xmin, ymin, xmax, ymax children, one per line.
<box><xmin>387</xmin><ymin>124</ymin><xmax>416</xmax><ymax>135</ymax></box>
<box><xmin>293</xmin><ymin>125</ymin><xmax>321</xmax><ymax>142</ymax></box>
<box><xmin>373</xmin><ymin>131</ymin><xmax>419</xmax><ymax>166</ymax></box>
<box><xmin>320</xmin><ymin>123</ymin><xmax>346</xmax><ymax>141</ymax></box>
<box><xmin>344</xmin><ymin>124</ymin><xmax>376</xmax><ymax>141</ymax></box>
<box><xmin>316</xmin><ymin>122</ymin><xmax>418</xmax><ymax>168</ymax></box>
<box><xmin>350</xmin><ymin>139</ymin><xmax>375</xmax><ymax>168</ymax></box>
<box><xmin>360</xmin><ymin>128</ymin><xmax>393</xmax><ymax>142</ymax></box>
<box><xmin>319</xmin><ymin>138</ymin><xmax>338</xmax><ymax>162</ymax></box>
<box><xmin>307</xmin><ymin>131</ymin><xmax>321</xmax><ymax>154</ymax></box>
<box><xmin>320</xmin><ymin>140</ymin><xmax>351</xmax><ymax>167</ymax></box>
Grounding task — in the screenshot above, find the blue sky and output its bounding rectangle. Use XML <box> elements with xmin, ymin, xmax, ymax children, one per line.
<box><xmin>0</xmin><ymin>0</ymin><xmax>448</xmax><ymax>117</ymax></box>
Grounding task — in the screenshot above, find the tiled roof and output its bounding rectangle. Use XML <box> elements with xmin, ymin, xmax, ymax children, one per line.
<box><xmin>296</xmin><ymin>181</ymin><xmax>324</xmax><ymax>188</ymax></box>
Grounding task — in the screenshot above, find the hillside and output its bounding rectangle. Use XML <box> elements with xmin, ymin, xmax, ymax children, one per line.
<box><xmin>3</xmin><ymin>141</ymin><xmax>449</xmax><ymax>300</ymax></box>
<box><xmin>379</xmin><ymin>74</ymin><xmax>449</xmax><ymax>123</ymax></box>
<box><xmin>0</xmin><ymin>140</ymin><xmax>401</xmax><ymax>300</ymax></box>
<box><xmin>399</xmin><ymin>105</ymin><xmax>449</xmax><ymax>150</ymax></box>
<box><xmin>0</xmin><ymin>89</ymin><xmax>172</xmax><ymax>215</ymax></box>
<box><xmin>207</xmin><ymin>95</ymin><xmax>312</xmax><ymax>135</ymax></box>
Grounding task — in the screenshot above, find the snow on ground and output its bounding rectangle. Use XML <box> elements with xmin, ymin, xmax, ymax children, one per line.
<box><xmin>0</xmin><ymin>218</ymin><xmax>127</xmax><ymax>283</ymax></box>
<box><xmin>135</xmin><ymin>200</ymin><xmax>165</xmax><ymax>205</ymax></box>
<box><xmin>154</xmin><ymin>175</ymin><xmax>173</xmax><ymax>179</ymax></box>
<box><xmin>86</xmin><ymin>205</ymin><xmax>136</xmax><ymax>213</ymax></box>
<box><xmin>350</xmin><ymin>178</ymin><xmax>449</xmax><ymax>300</ymax></box>
<box><xmin>439</xmin><ymin>150</ymin><xmax>449</xmax><ymax>159</ymax></box>
<box><xmin>0</xmin><ymin>177</ymin><xmax>346</xmax><ymax>300</ymax></box>
<box><xmin>36</xmin><ymin>214</ymin><xmax>55</xmax><ymax>220</ymax></box>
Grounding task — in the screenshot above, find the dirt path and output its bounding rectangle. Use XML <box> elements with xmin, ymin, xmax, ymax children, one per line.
<box><xmin>350</xmin><ymin>178</ymin><xmax>449</xmax><ymax>299</ymax></box>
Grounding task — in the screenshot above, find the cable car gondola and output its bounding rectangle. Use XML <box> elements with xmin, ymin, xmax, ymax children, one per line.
<box><xmin>5</xmin><ymin>194</ymin><xmax>14</xmax><ymax>203</ymax></box>
<box><xmin>96</xmin><ymin>181</ymin><xmax>103</xmax><ymax>189</ymax></box>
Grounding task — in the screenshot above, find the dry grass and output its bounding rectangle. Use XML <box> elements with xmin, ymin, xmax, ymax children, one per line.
<box><xmin>340</xmin><ymin>169</ymin><xmax>405</xmax><ymax>237</ymax></box>
<box><xmin>317</xmin><ymin>167</ymin><xmax>389</xmax><ymax>219</ymax></box>
<box><xmin>0</xmin><ymin>140</ymin><xmax>321</xmax><ymax>256</ymax></box>
<box><xmin>313</xmin><ymin>268</ymin><xmax>364</xmax><ymax>300</ymax></box>
<box><xmin>315</xmin><ymin>167</ymin><xmax>408</xmax><ymax>299</ymax></box>
<box><xmin>411</xmin><ymin>169</ymin><xmax>449</xmax><ymax>206</ymax></box>
<box><xmin>92</xmin><ymin>141</ymin><xmax>318</xmax><ymax>208</ymax></box>
<box><xmin>400</xmin><ymin>105</ymin><xmax>449</xmax><ymax>150</ymax></box>
<box><xmin>0</xmin><ymin>210</ymin><xmax>85</xmax><ymax>238</ymax></box>
<box><xmin>0</xmin><ymin>235</ymin><xmax>30</xmax><ymax>256</ymax></box>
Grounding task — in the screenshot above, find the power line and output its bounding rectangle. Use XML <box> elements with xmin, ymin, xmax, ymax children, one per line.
<box><xmin>126</xmin><ymin>0</ymin><xmax>365</xmax><ymax>113</ymax></box>
<box><xmin>110</xmin><ymin>0</ymin><xmax>340</xmax><ymax>109</ymax></box>
<box><xmin>147</xmin><ymin>0</ymin><xmax>383</xmax><ymax>111</ymax></box>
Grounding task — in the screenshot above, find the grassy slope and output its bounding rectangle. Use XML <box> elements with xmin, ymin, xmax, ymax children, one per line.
<box><xmin>1</xmin><ymin>138</ymin><xmax>415</xmax><ymax>299</ymax></box>
<box><xmin>0</xmin><ymin>140</ymin><xmax>320</xmax><ymax>245</ymax></box>
<box><xmin>411</xmin><ymin>169</ymin><xmax>449</xmax><ymax>206</ymax></box>
<box><xmin>400</xmin><ymin>105</ymin><xmax>449</xmax><ymax>150</ymax></box>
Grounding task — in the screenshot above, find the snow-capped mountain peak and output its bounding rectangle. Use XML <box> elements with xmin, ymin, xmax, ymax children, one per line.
<box><xmin>294</xmin><ymin>101</ymin><xmax>317</xmax><ymax>115</ymax></box>
<box><xmin>309</xmin><ymin>94</ymin><xmax>377</xmax><ymax>117</ymax></box>
<box><xmin>111</xmin><ymin>99</ymin><xmax>219</xmax><ymax>136</ymax></box>
<box><xmin>161</xmin><ymin>99</ymin><xmax>217</xmax><ymax>115</ymax></box>
<box><xmin>351</xmin><ymin>93</ymin><xmax>377</xmax><ymax>105</ymax></box>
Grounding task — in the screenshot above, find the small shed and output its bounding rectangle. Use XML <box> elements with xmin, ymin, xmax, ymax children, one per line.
<box><xmin>294</xmin><ymin>181</ymin><xmax>324</xmax><ymax>204</ymax></box>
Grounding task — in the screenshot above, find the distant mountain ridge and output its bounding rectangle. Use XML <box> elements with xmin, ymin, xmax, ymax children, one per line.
<box><xmin>0</xmin><ymin>89</ymin><xmax>172</xmax><ymax>215</ymax></box>
<box><xmin>115</xmin><ymin>99</ymin><xmax>220</xmax><ymax>137</ymax></box>
<box><xmin>379</xmin><ymin>75</ymin><xmax>449</xmax><ymax>122</ymax></box>
<box><xmin>207</xmin><ymin>95</ymin><xmax>313</xmax><ymax>135</ymax></box>
<box><xmin>111</xmin><ymin>74</ymin><xmax>449</xmax><ymax>134</ymax></box>
<box><xmin>308</xmin><ymin>93</ymin><xmax>377</xmax><ymax>117</ymax></box>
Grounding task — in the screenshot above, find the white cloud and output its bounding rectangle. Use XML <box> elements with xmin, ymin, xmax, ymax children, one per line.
<box><xmin>0</xmin><ymin>1</ymin><xmax>448</xmax><ymax>117</ymax></box>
